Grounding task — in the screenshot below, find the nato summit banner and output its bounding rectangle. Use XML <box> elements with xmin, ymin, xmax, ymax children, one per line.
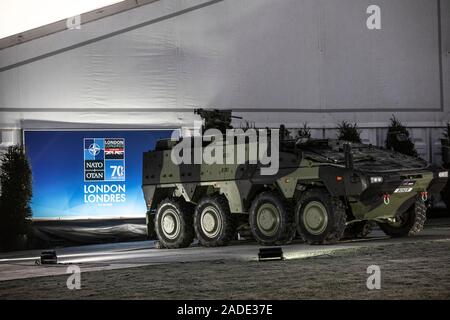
<box><xmin>24</xmin><ymin>130</ymin><xmax>173</xmax><ymax>219</ymax></box>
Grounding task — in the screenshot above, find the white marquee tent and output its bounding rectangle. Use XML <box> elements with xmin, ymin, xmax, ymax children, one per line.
<box><xmin>0</xmin><ymin>0</ymin><xmax>449</xmax><ymax>164</ymax></box>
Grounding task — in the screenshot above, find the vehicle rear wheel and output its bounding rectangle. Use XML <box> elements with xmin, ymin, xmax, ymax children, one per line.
<box><xmin>155</xmin><ymin>198</ymin><xmax>194</xmax><ymax>249</ymax></box>
<box><xmin>296</xmin><ymin>189</ymin><xmax>346</xmax><ymax>244</ymax></box>
<box><xmin>377</xmin><ymin>199</ymin><xmax>426</xmax><ymax>237</ymax></box>
<box><xmin>194</xmin><ymin>194</ymin><xmax>237</xmax><ymax>247</ymax></box>
<box><xmin>343</xmin><ymin>221</ymin><xmax>374</xmax><ymax>239</ymax></box>
<box><xmin>249</xmin><ymin>191</ymin><xmax>296</xmax><ymax>246</ymax></box>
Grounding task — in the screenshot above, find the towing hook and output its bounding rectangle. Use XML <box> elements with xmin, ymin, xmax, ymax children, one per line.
<box><xmin>383</xmin><ymin>193</ymin><xmax>390</xmax><ymax>205</ymax></box>
<box><xmin>420</xmin><ymin>191</ymin><xmax>428</xmax><ymax>202</ymax></box>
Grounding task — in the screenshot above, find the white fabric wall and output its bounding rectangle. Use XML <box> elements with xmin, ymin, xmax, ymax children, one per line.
<box><xmin>0</xmin><ymin>0</ymin><xmax>449</xmax><ymax>161</ymax></box>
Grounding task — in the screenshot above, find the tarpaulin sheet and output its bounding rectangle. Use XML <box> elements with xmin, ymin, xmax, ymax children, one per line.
<box><xmin>33</xmin><ymin>219</ymin><xmax>148</xmax><ymax>244</ymax></box>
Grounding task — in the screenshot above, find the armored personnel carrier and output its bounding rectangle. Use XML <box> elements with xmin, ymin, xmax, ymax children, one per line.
<box><xmin>142</xmin><ymin>109</ymin><xmax>448</xmax><ymax>248</ymax></box>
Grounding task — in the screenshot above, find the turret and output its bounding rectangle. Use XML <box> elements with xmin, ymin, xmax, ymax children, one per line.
<box><xmin>194</xmin><ymin>108</ymin><xmax>242</xmax><ymax>133</ymax></box>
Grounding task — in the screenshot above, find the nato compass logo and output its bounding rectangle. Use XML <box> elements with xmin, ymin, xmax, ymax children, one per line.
<box><xmin>88</xmin><ymin>143</ymin><xmax>101</xmax><ymax>156</ymax></box>
<box><xmin>84</xmin><ymin>138</ymin><xmax>125</xmax><ymax>182</ymax></box>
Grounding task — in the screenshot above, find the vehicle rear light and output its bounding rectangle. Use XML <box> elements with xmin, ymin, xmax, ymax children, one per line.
<box><xmin>370</xmin><ymin>176</ymin><xmax>383</xmax><ymax>184</ymax></box>
<box><xmin>438</xmin><ymin>171</ymin><xmax>448</xmax><ymax>178</ymax></box>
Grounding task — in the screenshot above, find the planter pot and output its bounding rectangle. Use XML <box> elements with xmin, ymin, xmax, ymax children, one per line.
<box><xmin>442</xmin><ymin>139</ymin><xmax>450</xmax><ymax>168</ymax></box>
<box><xmin>440</xmin><ymin>139</ymin><xmax>450</xmax><ymax>210</ymax></box>
<box><xmin>442</xmin><ymin>180</ymin><xmax>450</xmax><ymax>211</ymax></box>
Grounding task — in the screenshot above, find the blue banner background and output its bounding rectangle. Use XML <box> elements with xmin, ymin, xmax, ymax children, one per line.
<box><xmin>24</xmin><ymin>130</ymin><xmax>173</xmax><ymax>219</ymax></box>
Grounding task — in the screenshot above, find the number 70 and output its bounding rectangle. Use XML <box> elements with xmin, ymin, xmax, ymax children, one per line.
<box><xmin>111</xmin><ymin>165</ymin><xmax>124</xmax><ymax>177</ymax></box>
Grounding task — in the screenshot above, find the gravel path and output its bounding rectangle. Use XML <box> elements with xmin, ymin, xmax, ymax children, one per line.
<box><xmin>1</xmin><ymin>238</ymin><xmax>450</xmax><ymax>299</ymax></box>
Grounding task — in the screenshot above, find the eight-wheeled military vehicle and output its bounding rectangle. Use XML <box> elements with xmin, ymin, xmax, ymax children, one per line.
<box><xmin>142</xmin><ymin>109</ymin><xmax>448</xmax><ymax>248</ymax></box>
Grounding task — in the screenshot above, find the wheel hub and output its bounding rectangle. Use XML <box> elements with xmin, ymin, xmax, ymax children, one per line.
<box><xmin>200</xmin><ymin>206</ymin><xmax>222</xmax><ymax>238</ymax></box>
<box><xmin>161</xmin><ymin>209</ymin><xmax>180</xmax><ymax>239</ymax></box>
<box><xmin>303</xmin><ymin>201</ymin><xmax>328</xmax><ymax>235</ymax></box>
<box><xmin>388</xmin><ymin>215</ymin><xmax>406</xmax><ymax>227</ymax></box>
<box><xmin>257</xmin><ymin>203</ymin><xmax>280</xmax><ymax>237</ymax></box>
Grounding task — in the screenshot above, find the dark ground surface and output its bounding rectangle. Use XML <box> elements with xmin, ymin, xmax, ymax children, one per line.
<box><xmin>1</xmin><ymin>238</ymin><xmax>449</xmax><ymax>299</ymax></box>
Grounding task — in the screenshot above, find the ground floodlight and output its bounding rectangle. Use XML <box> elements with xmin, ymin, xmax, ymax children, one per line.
<box><xmin>258</xmin><ymin>247</ymin><xmax>284</xmax><ymax>261</ymax></box>
<box><xmin>40</xmin><ymin>250</ymin><xmax>58</xmax><ymax>265</ymax></box>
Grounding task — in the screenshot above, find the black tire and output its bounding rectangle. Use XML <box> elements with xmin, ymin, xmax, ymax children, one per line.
<box><xmin>249</xmin><ymin>191</ymin><xmax>296</xmax><ymax>246</ymax></box>
<box><xmin>155</xmin><ymin>198</ymin><xmax>194</xmax><ymax>249</ymax></box>
<box><xmin>295</xmin><ymin>189</ymin><xmax>346</xmax><ymax>244</ymax></box>
<box><xmin>194</xmin><ymin>194</ymin><xmax>237</xmax><ymax>247</ymax></box>
<box><xmin>146</xmin><ymin>212</ymin><xmax>157</xmax><ymax>240</ymax></box>
<box><xmin>343</xmin><ymin>221</ymin><xmax>374</xmax><ymax>239</ymax></box>
<box><xmin>377</xmin><ymin>199</ymin><xmax>426</xmax><ymax>237</ymax></box>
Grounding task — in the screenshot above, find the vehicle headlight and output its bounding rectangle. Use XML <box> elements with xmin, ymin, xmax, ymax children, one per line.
<box><xmin>370</xmin><ymin>176</ymin><xmax>383</xmax><ymax>184</ymax></box>
<box><xmin>438</xmin><ymin>171</ymin><xmax>448</xmax><ymax>178</ymax></box>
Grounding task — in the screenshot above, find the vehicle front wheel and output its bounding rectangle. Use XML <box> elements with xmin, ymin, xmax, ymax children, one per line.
<box><xmin>155</xmin><ymin>198</ymin><xmax>194</xmax><ymax>249</ymax></box>
<box><xmin>377</xmin><ymin>199</ymin><xmax>426</xmax><ymax>237</ymax></box>
<box><xmin>296</xmin><ymin>189</ymin><xmax>346</xmax><ymax>244</ymax></box>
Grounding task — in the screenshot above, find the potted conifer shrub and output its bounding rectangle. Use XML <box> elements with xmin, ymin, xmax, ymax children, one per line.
<box><xmin>385</xmin><ymin>116</ymin><xmax>418</xmax><ymax>157</ymax></box>
<box><xmin>337</xmin><ymin>121</ymin><xmax>362</xmax><ymax>143</ymax></box>
<box><xmin>0</xmin><ymin>145</ymin><xmax>33</xmax><ymax>252</ymax></box>
<box><xmin>441</xmin><ymin>123</ymin><xmax>450</xmax><ymax>167</ymax></box>
<box><xmin>297</xmin><ymin>123</ymin><xmax>312</xmax><ymax>140</ymax></box>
